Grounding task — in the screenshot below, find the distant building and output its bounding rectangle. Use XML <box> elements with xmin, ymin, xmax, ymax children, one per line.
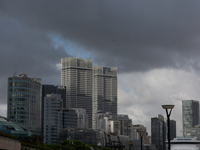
<box><xmin>7</xmin><ymin>73</ymin><xmax>41</xmax><ymax>135</ymax></box>
<box><xmin>165</xmin><ymin>119</ymin><xmax>176</xmax><ymax>141</ymax></box>
<box><xmin>95</xmin><ymin>112</ymin><xmax>120</xmax><ymax>135</ymax></box>
<box><xmin>63</xmin><ymin>108</ymin><xmax>88</xmax><ymax>129</ymax></box>
<box><xmin>182</xmin><ymin>100</ymin><xmax>199</xmax><ymax>135</ymax></box>
<box><xmin>59</xmin><ymin>127</ymin><xmax>130</xmax><ymax>150</ymax></box>
<box><xmin>118</xmin><ymin>115</ymin><xmax>132</xmax><ymax>139</ymax></box>
<box><xmin>189</xmin><ymin>124</ymin><xmax>200</xmax><ymax>140</ymax></box>
<box><xmin>61</xmin><ymin>57</ymin><xmax>93</xmax><ymax>128</ymax></box>
<box><xmin>43</xmin><ymin>94</ymin><xmax>88</xmax><ymax>144</ymax></box>
<box><xmin>92</xmin><ymin>66</ymin><xmax>118</xmax><ymax>129</ymax></box>
<box><xmin>151</xmin><ymin>114</ymin><xmax>166</xmax><ymax>150</ymax></box>
<box><xmin>43</xmin><ymin>94</ymin><xmax>63</xmax><ymax>144</ymax></box>
<box><xmin>132</xmin><ymin>124</ymin><xmax>149</xmax><ymax>144</ymax></box>
<box><xmin>41</xmin><ymin>85</ymin><xmax>66</xmax><ymax>137</ymax></box>
<box><xmin>95</xmin><ymin>112</ymin><xmax>132</xmax><ymax>139</ymax></box>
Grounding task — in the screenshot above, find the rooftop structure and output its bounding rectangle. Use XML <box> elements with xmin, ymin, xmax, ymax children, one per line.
<box><xmin>0</xmin><ymin>116</ymin><xmax>31</xmax><ymax>140</ymax></box>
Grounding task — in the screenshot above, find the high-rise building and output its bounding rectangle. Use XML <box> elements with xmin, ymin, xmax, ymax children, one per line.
<box><xmin>92</xmin><ymin>66</ymin><xmax>117</xmax><ymax>129</ymax></box>
<box><xmin>43</xmin><ymin>94</ymin><xmax>63</xmax><ymax>144</ymax></box>
<box><xmin>41</xmin><ymin>85</ymin><xmax>66</xmax><ymax>136</ymax></box>
<box><xmin>182</xmin><ymin>100</ymin><xmax>199</xmax><ymax>135</ymax></box>
<box><xmin>151</xmin><ymin>114</ymin><xmax>166</xmax><ymax>150</ymax></box>
<box><xmin>61</xmin><ymin>57</ymin><xmax>93</xmax><ymax>128</ymax></box>
<box><xmin>165</xmin><ymin>119</ymin><xmax>176</xmax><ymax>141</ymax></box>
<box><xmin>7</xmin><ymin>73</ymin><xmax>41</xmax><ymax>135</ymax></box>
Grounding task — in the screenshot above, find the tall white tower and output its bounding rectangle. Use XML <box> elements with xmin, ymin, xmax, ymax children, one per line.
<box><xmin>92</xmin><ymin>66</ymin><xmax>117</xmax><ymax>129</ymax></box>
<box><xmin>61</xmin><ymin>57</ymin><xmax>93</xmax><ymax>128</ymax></box>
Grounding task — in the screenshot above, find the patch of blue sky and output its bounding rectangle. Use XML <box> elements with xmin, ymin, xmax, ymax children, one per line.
<box><xmin>49</xmin><ymin>34</ymin><xmax>96</xmax><ymax>60</ymax></box>
<box><xmin>124</xmin><ymin>87</ymin><xmax>131</xmax><ymax>93</ymax></box>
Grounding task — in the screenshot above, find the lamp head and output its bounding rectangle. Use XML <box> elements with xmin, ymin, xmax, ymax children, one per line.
<box><xmin>138</xmin><ymin>130</ymin><xmax>146</xmax><ymax>135</ymax></box>
<box><xmin>162</xmin><ymin>105</ymin><xmax>174</xmax><ymax>109</ymax></box>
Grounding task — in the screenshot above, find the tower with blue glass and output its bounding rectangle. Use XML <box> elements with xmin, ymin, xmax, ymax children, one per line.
<box><xmin>7</xmin><ymin>73</ymin><xmax>41</xmax><ymax>135</ymax></box>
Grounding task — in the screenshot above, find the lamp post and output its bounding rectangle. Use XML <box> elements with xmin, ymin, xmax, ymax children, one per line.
<box><xmin>138</xmin><ymin>130</ymin><xmax>145</xmax><ymax>150</ymax></box>
<box><xmin>162</xmin><ymin>105</ymin><xmax>174</xmax><ymax>150</ymax></box>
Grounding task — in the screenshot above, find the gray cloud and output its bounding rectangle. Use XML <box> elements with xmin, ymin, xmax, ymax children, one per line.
<box><xmin>1</xmin><ymin>1</ymin><xmax>200</xmax><ymax>72</ymax></box>
<box><xmin>118</xmin><ymin>69</ymin><xmax>200</xmax><ymax>135</ymax></box>
<box><xmin>0</xmin><ymin>16</ymin><xmax>70</xmax><ymax>105</ymax></box>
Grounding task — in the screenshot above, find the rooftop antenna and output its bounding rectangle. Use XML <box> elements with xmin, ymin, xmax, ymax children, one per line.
<box><xmin>14</xmin><ymin>72</ymin><xmax>17</xmax><ymax>76</ymax></box>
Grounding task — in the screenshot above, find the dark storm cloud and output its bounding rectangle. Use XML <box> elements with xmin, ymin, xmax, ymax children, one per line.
<box><xmin>1</xmin><ymin>0</ymin><xmax>200</xmax><ymax>72</ymax></box>
<box><xmin>0</xmin><ymin>16</ymin><xmax>70</xmax><ymax>104</ymax></box>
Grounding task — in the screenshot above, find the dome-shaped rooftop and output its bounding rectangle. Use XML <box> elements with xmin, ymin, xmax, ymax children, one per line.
<box><xmin>0</xmin><ymin>116</ymin><xmax>31</xmax><ymax>140</ymax></box>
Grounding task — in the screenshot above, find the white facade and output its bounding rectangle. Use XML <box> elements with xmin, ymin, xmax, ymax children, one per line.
<box><xmin>95</xmin><ymin>112</ymin><xmax>132</xmax><ymax>138</ymax></box>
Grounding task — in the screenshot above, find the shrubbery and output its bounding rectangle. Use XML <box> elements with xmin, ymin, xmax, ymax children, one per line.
<box><xmin>0</xmin><ymin>130</ymin><xmax>18</xmax><ymax>140</ymax></box>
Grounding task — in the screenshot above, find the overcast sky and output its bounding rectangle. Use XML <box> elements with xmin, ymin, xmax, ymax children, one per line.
<box><xmin>1</xmin><ymin>0</ymin><xmax>200</xmax><ymax>136</ymax></box>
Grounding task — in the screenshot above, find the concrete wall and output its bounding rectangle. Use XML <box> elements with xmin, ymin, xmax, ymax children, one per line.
<box><xmin>0</xmin><ymin>136</ymin><xmax>21</xmax><ymax>150</ymax></box>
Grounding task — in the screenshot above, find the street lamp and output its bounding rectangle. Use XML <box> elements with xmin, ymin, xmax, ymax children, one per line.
<box><xmin>162</xmin><ymin>105</ymin><xmax>174</xmax><ymax>150</ymax></box>
<box><xmin>138</xmin><ymin>130</ymin><xmax>145</xmax><ymax>150</ymax></box>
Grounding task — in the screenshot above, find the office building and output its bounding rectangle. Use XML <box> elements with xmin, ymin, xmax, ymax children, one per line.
<box><xmin>61</xmin><ymin>57</ymin><xmax>93</xmax><ymax>128</ymax></box>
<box><xmin>132</xmin><ymin>124</ymin><xmax>149</xmax><ymax>143</ymax></box>
<box><xmin>41</xmin><ymin>85</ymin><xmax>66</xmax><ymax>136</ymax></box>
<box><xmin>95</xmin><ymin>112</ymin><xmax>120</xmax><ymax>135</ymax></box>
<box><xmin>165</xmin><ymin>119</ymin><xmax>176</xmax><ymax>141</ymax></box>
<box><xmin>43</xmin><ymin>94</ymin><xmax>88</xmax><ymax>144</ymax></box>
<box><xmin>43</xmin><ymin>94</ymin><xmax>63</xmax><ymax>144</ymax></box>
<box><xmin>118</xmin><ymin>115</ymin><xmax>132</xmax><ymax>138</ymax></box>
<box><xmin>151</xmin><ymin>114</ymin><xmax>166</xmax><ymax>150</ymax></box>
<box><xmin>92</xmin><ymin>66</ymin><xmax>117</xmax><ymax>129</ymax></box>
<box><xmin>182</xmin><ymin>100</ymin><xmax>199</xmax><ymax>135</ymax></box>
<box><xmin>7</xmin><ymin>73</ymin><xmax>41</xmax><ymax>135</ymax></box>
<box><xmin>63</xmin><ymin>108</ymin><xmax>88</xmax><ymax>129</ymax></box>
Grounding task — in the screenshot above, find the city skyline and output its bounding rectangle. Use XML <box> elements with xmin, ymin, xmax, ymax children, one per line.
<box><xmin>2</xmin><ymin>1</ymin><xmax>200</xmax><ymax>136</ymax></box>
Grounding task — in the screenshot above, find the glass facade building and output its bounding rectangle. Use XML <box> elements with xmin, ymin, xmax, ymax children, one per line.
<box><xmin>92</xmin><ymin>66</ymin><xmax>118</xmax><ymax>129</ymax></box>
<box><xmin>0</xmin><ymin>116</ymin><xmax>31</xmax><ymax>140</ymax></box>
<box><xmin>182</xmin><ymin>100</ymin><xmax>199</xmax><ymax>135</ymax></box>
<box><xmin>7</xmin><ymin>74</ymin><xmax>41</xmax><ymax>135</ymax></box>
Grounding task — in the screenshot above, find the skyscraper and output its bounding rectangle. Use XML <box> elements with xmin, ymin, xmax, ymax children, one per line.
<box><xmin>92</xmin><ymin>66</ymin><xmax>117</xmax><ymax>129</ymax></box>
<box><xmin>151</xmin><ymin>114</ymin><xmax>166</xmax><ymax>150</ymax></box>
<box><xmin>61</xmin><ymin>57</ymin><xmax>93</xmax><ymax>128</ymax></box>
<box><xmin>7</xmin><ymin>73</ymin><xmax>41</xmax><ymax>135</ymax></box>
<box><xmin>165</xmin><ymin>119</ymin><xmax>176</xmax><ymax>141</ymax></box>
<box><xmin>182</xmin><ymin>100</ymin><xmax>199</xmax><ymax>135</ymax></box>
